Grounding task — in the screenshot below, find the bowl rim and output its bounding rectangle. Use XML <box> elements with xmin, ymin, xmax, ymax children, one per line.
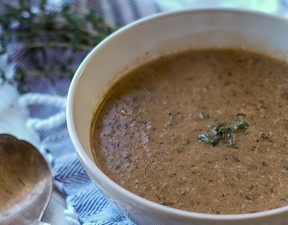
<box><xmin>66</xmin><ymin>7</ymin><xmax>288</xmax><ymax>221</ymax></box>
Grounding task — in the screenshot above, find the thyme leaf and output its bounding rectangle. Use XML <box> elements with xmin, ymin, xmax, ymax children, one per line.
<box><xmin>197</xmin><ymin>118</ymin><xmax>249</xmax><ymax>148</ymax></box>
<box><xmin>197</xmin><ymin>132</ymin><xmax>211</xmax><ymax>143</ymax></box>
<box><xmin>0</xmin><ymin>0</ymin><xmax>117</xmax><ymax>92</ymax></box>
<box><xmin>234</xmin><ymin>119</ymin><xmax>249</xmax><ymax>131</ymax></box>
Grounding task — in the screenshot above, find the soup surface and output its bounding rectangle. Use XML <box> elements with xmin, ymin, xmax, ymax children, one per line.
<box><xmin>90</xmin><ymin>49</ymin><xmax>288</xmax><ymax>214</ymax></box>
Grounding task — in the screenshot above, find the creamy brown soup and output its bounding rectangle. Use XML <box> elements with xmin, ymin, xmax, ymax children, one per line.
<box><xmin>90</xmin><ymin>49</ymin><xmax>288</xmax><ymax>214</ymax></box>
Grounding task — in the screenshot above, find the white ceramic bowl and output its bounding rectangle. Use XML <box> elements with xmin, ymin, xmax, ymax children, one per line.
<box><xmin>67</xmin><ymin>9</ymin><xmax>288</xmax><ymax>225</ymax></box>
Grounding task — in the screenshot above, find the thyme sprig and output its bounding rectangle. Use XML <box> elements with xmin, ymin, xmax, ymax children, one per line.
<box><xmin>197</xmin><ymin>118</ymin><xmax>249</xmax><ymax>148</ymax></box>
<box><xmin>0</xmin><ymin>0</ymin><xmax>117</xmax><ymax>92</ymax></box>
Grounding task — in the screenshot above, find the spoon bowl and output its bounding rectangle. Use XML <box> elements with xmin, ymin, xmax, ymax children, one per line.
<box><xmin>0</xmin><ymin>134</ymin><xmax>52</xmax><ymax>225</ymax></box>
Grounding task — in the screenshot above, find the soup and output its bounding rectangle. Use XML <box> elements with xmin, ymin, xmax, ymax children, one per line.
<box><xmin>90</xmin><ymin>49</ymin><xmax>288</xmax><ymax>214</ymax></box>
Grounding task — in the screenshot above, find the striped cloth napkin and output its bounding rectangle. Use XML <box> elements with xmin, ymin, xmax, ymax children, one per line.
<box><xmin>19</xmin><ymin>0</ymin><xmax>288</xmax><ymax>224</ymax></box>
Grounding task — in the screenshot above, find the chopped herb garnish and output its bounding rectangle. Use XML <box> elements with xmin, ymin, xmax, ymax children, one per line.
<box><xmin>197</xmin><ymin>118</ymin><xmax>249</xmax><ymax>148</ymax></box>
<box><xmin>227</xmin><ymin>133</ymin><xmax>237</xmax><ymax>148</ymax></box>
<box><xmin>213</xmin><ymin>123</ymin><xmax>231</xmax><ymax>137</ymax></box>
<box><xmin>210</xmin><ymin>134</ymin><xmax>221</xmax><ymax>146</ymax></box>
<box><xmin>234</xmin><ymin>119</ymin><xmax>249</xmax><ymax>131</ymax></box>
<box><xmin>197</xmin><ymin>132</ymin><xmax>211</xmax><ymax>143</ymax></box>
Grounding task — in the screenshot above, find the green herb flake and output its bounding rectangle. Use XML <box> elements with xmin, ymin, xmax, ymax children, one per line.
<box><xmin>234</xmin><ymin>119</ymin><xmax>249</xmax><ymax>131</ymax></box>
<box><xmin>197</xmin><ymin>132</ymin><xmax>211</xmax><ymax>143</ymax></box>
<box><xmin>197</xmin><ymin>118</ymin><xmax>249</xmax><ymax>148</ymax></box>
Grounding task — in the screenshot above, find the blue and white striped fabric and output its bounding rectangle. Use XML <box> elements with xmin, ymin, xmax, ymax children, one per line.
<box><xmin>20</xmin><ymin>0</ymin><xmax>288</xmax><ymax>224</ymax></box>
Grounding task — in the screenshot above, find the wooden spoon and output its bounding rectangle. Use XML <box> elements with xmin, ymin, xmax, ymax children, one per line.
<box><xmin>0</xmin><ymin>134</ymin><xmax>52</xmax><ymax>225</ymax></box>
